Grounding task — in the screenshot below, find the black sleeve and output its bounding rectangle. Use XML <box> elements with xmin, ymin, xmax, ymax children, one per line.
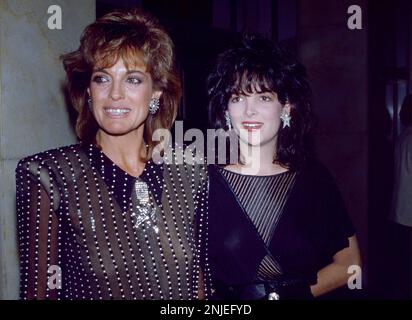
<box><xmin>16</xmin><ymin>158</ymin><xmax>60</xmax><ymax>300</ymax></box>
<box><xmin>316</xmin><ymin>164</ymin><xmax>356</xmax><ymax>260</ymax></box>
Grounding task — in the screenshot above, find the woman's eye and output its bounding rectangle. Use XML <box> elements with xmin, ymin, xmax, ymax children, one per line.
<box><xmin>92</xmin><ymin>75</ymin><xmax>109</xmax><ymax>84</ymax></box>
<box><xmin>127</xmin><ymin>77</ymin><xmax>142</xmax><ymax>85</ymax></box>
<box><xmin>260</xmin><ymin>95</ymin><xmax>272</xmax><ymax>102</ymax></box>
<box><xmin>230</xmin><ymin>96</ymin><xmax>241</xmax><ymax>103</ymax></box>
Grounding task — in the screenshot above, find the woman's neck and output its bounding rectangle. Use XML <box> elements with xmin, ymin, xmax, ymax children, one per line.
<box><xmin>229</xmin><ymin>141</ymin><xmax>288</xmax><ymax>176</ymax></box>
<box><xmin>96</xmin><ymin>129</ymin><xmax>147</xmax><ymax>177</ymax></box>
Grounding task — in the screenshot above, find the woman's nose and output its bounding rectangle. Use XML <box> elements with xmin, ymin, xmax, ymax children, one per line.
<box><xmin>244</xmin><ymin>100</ymin><xmax>257</xmax><ymax>116</ymax></box>
<box><xmin>110</xmin><ymin>81</ymin><xmax>125</xmax><ymax>101</ymax></box>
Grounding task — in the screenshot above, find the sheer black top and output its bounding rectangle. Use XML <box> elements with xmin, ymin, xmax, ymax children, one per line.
<box><xmin>16</xmin><ymin>143</ymin><xmax>208</xmax><ymax>300</ymax></box>
<box><xmin>207</xmin><ymin>162</ymin><xmax>355</xmax><ymax>291</ymax></box>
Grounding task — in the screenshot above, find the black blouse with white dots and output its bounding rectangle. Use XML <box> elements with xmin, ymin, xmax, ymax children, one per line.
<box><xmin>15</xmin><ymin>143</ymin><xmax>209</xmax><ymax>300</ymax></box>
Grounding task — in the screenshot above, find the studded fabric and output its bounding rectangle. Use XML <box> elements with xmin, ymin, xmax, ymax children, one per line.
<box><xmin>15</xmin><ymin>143</ymin><xmax>209</xmax><ymax>300</ymax></box>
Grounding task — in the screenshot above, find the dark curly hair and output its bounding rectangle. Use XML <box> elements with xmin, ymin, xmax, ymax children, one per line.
<box><xmin>207</xmin><ymin>34</ymin><xmax>316</xmax><ymax>170</ymax></box>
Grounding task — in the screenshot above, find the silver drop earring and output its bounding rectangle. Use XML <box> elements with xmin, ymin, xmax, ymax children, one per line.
<box><xmin>225</xmin><ymin>111</ymin><xmax>232</xmax><ymax>130</ymax></box>
<box><xmin>280</xmin><ymin>110</ymin><xmax>291</xmax><ymax>128</ymax></box>
<box><xmin>87</xmin><ymin>97</ymin><xmax>93</xmax><ymax>111</ymax></box>
<box><xmin>149</xmin><ymin>98</ymin><xmax>160</xmax><ymax>114</ymax></box>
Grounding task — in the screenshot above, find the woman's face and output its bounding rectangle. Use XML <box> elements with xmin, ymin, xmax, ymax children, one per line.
<box><xmin>88</xmin><ymin>56</ymin><xmax>161</xmax><ymax>138</ymax></box>
<box><xmin>227</xmin><ymin>90</ymin><xmax>289</xmax><ymax>149</ymax></box>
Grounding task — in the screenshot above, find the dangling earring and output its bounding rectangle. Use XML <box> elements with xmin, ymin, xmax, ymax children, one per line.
<box><xmin>87</xmin><ymin>96</ymin><xmax>93</xmax><ymax>111</ymax></box>
<box><xmin>280</xmin><ymin>109</ymin><xmax>291</xmax><ymax>128</ymax></box>
<box><xmin>225</xmin><ymin>111</ymin><xmax>232</xmax><ymax>130</ymax></box>
<box><xmin>149</xmin><ymin>98</ymin><xmax>160</xmax><ymax>114</ymax></box>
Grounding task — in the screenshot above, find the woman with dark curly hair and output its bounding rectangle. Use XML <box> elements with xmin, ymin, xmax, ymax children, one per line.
<box><xmin>205</xmin><ymin>35</ymin><xmax>361</xmax><ymax>300</ymax></box>
<box><xmin>15</xmin><ymin>9</ymin><xmax>207</xmax><ymax>300</ymax></box>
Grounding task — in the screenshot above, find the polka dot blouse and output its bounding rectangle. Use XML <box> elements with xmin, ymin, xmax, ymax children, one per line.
<box><xmin>15</xmin><ymin>143</ymin><xmax>209</xmax><ymax>300</ymax></box>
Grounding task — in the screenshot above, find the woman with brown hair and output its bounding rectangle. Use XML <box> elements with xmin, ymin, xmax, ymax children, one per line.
<box><xmin>15</xmin><ymin>9</ymin><xmax>207</xmax><ymax>300</ymax></box>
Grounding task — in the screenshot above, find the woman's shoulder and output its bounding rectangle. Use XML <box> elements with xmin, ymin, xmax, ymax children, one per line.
<box><xmin>158</xmin><ymin>143</ymin><xmax>206</xmax><ymax>167</ymax></box>
<box><xmin>157</xmin><ymin>142</ymin><xmax>207</xmax><ymax>175</ymax></box>
<box><xmin>298</xmin><ymin>159</ymin><xmax>333</xmax><ymax>176</ymax></box>
<box><xmin>16</xmin><ymin>143</ymin><xmax>84</xmax><ymax>171</ymax></box>
<box><xmin>295</xmin><ymin>159</ymin><xmax>339</xmax><ymax>188</ymax></box>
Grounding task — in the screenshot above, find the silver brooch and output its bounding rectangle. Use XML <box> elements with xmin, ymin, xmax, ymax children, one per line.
<box><xmin>131</xmin><ymin>180</ymin><xmax>159</xmax><ymax>234</ymax></box>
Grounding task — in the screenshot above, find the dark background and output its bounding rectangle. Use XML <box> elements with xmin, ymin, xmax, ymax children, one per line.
<box><xmin>96</xmin><ymin>0</ymin><xmax>412</xmax><ymax>299</ymax></box>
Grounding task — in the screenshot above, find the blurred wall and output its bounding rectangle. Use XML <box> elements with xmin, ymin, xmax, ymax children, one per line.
<box><xmin>296</xmin><ymin>0</ymin><xmax>369</xmax><ymax>293</ymax></box>
<box><xmin>368</xmin><ymin>0</ymin><xmax>411</xmax><ymax>299</ymax></box>
<box><xmin>0</xmin><ymin>0</ymin><xmax>95</xmax><ymax>299</ymax></box>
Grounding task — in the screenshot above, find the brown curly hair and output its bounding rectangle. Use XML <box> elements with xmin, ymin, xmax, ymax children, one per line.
<box><xmin>62</xmin><ymin>8</ymin><xmax>181</xmax><ymax>160</ymax></box>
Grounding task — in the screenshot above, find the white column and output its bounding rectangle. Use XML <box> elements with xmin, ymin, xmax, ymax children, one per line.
<box><xmin>0</xmin><ymin>0</ymin><xmax>95</xmax><ymax>299</ymax></box>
